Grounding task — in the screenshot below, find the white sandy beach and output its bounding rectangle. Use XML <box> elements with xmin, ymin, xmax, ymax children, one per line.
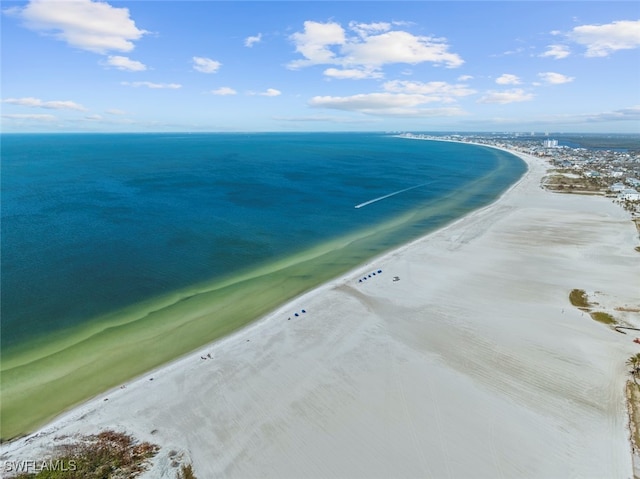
<box><xmin>2</xmin><ymin>149</ymin><xmax>639</xmax><ymax>478</ymax></box>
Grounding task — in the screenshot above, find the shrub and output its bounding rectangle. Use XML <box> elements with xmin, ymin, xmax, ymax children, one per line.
<box><xmin>8</xmin><ymin>430</ymin><xmax>158</xmax><ymax>478</ymax></box>
<box><xmin>177</xmin><ymin>464</ymin><xmax>197</xmax><ymax>479</ymax></box>
<box><xmin>590</xmin><ymin>311</ymin><xmax>617</xmax><ymax>325</ymax></box>
<box><xmin>569</xmin><ymin>289</ymin><xmax>590</xmax><ymax>309</ymax></box>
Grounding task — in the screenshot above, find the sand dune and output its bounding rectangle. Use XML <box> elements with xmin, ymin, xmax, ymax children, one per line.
<box><xmin>2</xmin><ymin>149</ymin><xmax>639</xmax><ymax>479</ymax></box>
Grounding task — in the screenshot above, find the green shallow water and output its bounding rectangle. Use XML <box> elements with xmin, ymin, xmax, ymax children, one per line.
<box><xmin>1</xmin><ymin>141</ymin><xmax>525</xmax><ymax>440</ymax></box>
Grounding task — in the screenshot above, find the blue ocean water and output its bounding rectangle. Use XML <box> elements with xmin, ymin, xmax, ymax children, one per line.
<box><xmin>1</xmin><ymin>133</ymin><xmax>526</xmax><ymax>352</ymax></box>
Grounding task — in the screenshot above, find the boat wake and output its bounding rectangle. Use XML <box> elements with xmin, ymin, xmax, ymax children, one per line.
<box><xmin>355</xmin><ymin>182</ymin><xmax>433</xmax><ymax>209</ymax></box>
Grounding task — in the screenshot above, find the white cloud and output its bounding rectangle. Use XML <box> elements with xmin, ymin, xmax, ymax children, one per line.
<box><xmin>323</xmin><ymin>67</ymin><xmax>383</xmax><ymax>80</ymax></box>
<box><xmin>382</xmin><ymin>80</ymin><xmax>476</xmax><ymax>102</ymax></box>
<box><xmin>8</xmin><ymin>0</ymin><xmax>147</xmax><ymax>54</ymax></box>
<box><xmin>310</xmin><ymin>93</ymin><xmax>425</xmax><ymax>110</ymax></box>
<box><xmin>2</xmin><ymin>97</ymin><xmax>87</xmax><ymax>110</ymax></box>
<box><xmin>494</xmin><ymin>47</ymin><xmax>525</xmax><ymax>57</ymax></box>
<box><xmin>211</xmin><ymin>87</ymin><xmax>237</xmax><ymax>96</ymax></box>
<box><xmin>464</xmin><ymin>105</ymin><xmax>640</xmax><ymax>129</ymax></box>
<box><xmin>121</xmin><ymin>81</ymin><xmax>181</xmax><ymax>89</ymax></box>
<box><xmin>41</xmin><ymin>100</ymin><xmax>87</xmax><ymax>110</ymax></box>
<box><xmin>348</xmin><ymin>21</ymin><xmax>391</xmax><ymax>38</ymax></box>
<box><xmin>192</xmin><ymin>57</ymin><xmax>221</xmax><ymax>73</ymax></box>
<box><xmin>3</xmin><ymin>97</ymin><xmax>42</xmax><ymax>107</ymax></box>
<box><xmin>307</xmin><ymin>78</ymin><xmax>473</xmax><ymax>117</ymax></box>
<box><xmin>2</xmin><ymin>113</ymin><xmax>57</xmax><ymax>121</ymax></box>
<box><xmin>105</xmin><ymin>55</ymin><xmax>147</xmax><ymax>71</ymax></box>
<box><xmin>569</xmin><ymin>20</ymin><xmax>640</xmax><ymax>57</ymax></box>
<box><xmin>260</xmin><ymin>88</ymin><xmax>281</xmax><ymax>97</ymax></box>
<box><xmin>309</xmin><ymin>92</ymin><xmax>467</xmax><ymax>117</ymax></box>
<box><xmin>288</xmin><ymin>20</ymin><xmax>463</xmax><ymax>73</ymax></box>
<box><xmin>342</xmin><ymin>30</ymin><xmax>463</xmax><ymax>68</ymax></box>
<box><xmin>106</xmin><ymin>108</ymin><xmax>127</xmax><ymax>115</ymax></box>
<box><xmin>538</xmin><ymin>72</ymin><xmax>574</xmax><ymax>84</ymax></box>
<box><xmin>288</xmin><ymin>21</ymin><xmax>346</xmax><ymax>69</ymax></box>
<box><xmin>495</xmin><ymin>74</ymin><xmax>521</xmax><ymax>85</ymax></box>
<box><xmin>245</xmin><ymin>33</ymin><xmax>262</xmax><ymax>47</ymax></box>
<box><xmin>477</xmin><ymin>89</ymin><xmax>534</xmax><ymax>104</ymax></box>
<box><xmin>585</xmin><ymin>105</ymin><xmax>640</xmax><ymax>122</ymax></box>
<box><xmin>457</xmin><ymin>75</ymin><xmax>474</xmax><ymax>81</ymax></box>
<box><xmin>272</xmin><ymin>114</ymin><xmax>378</xmax><ymax>124</ymax></box>
<box><xmin>85</xmin><ymin>114</ymin><xmax>103</xmax><ymax>120</ymax></box>
<box><xmin>540</xmin><ymin>44</ymin><xmax>571</xmax><ymax>59</ymax></box>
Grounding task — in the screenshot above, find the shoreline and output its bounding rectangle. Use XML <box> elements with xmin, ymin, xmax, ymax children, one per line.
<box><xmin>0</xmin><ymin>137</ymin><xmax>525</xmax><ymax>441</ymax></box>
<box><xmin>2</xmin><ymin>145</ymin><xmax>639</xmax><ymax>478</ymax></box>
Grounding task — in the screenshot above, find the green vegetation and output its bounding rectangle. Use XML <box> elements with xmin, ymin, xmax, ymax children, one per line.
<box><xmin>628</xmin><ymin>354</ymin><xmax>640</xmax><ymax>385</ymax></box>
<box><xmin>627</xmin><ymin>381</ymin><xmax>640</xmax><ymax>453</ymax></box>
<box><xmin>569</xmin><ymin>289</ymin><xmax>590</xmax><ymax>309</ymax></box>
<box><xmin>177</xmin><ymin>464</ymin><xmax>197</xmax><ymax>479</ymax></box>
<box><xmin>626</xmin><ymin>355</ymin><xmax>640</xmax><ymax>456</ymax></box>
<box><xmin>589</xmin><ymin>311</ymin><xmax>617</xmax><ymax>325</ymax></box>
<box><xmin>8</xmin><ymin>431</ymin><xmax>158</xmax><ymax>479</ymax></box>
<box><xmin>569</xmin><ymin>289</ymin><xmax>619</xmax><ymax>327</ymax></box>
<box><xmin>544</xmin><ymin>172</ymin><xmax>601</xmax><ymax>194</ymax></box>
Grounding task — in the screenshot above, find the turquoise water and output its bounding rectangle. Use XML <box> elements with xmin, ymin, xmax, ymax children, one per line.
<box><xmin>1</xmin><ymin>133</ymin><xmax>526</xmax><ymax>353</ymax></box>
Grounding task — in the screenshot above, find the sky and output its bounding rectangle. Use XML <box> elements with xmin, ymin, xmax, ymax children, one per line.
<box><xmin>1</xmin><ymin>0</ymin><xmax>639</xmax><ymax>133</ymax></box>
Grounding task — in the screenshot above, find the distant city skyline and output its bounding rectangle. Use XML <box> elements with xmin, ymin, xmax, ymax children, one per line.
<box><xmin>1</xmin><ymin>1</ymin><xmax>639</xmax><ymax>133</ymax></box>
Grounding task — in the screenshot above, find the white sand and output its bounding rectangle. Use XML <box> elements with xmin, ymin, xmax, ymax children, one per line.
<box><xmin>3</xmin><ymin>149</ymin><xmax>639</xmax><ymax>478</ymax></box>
